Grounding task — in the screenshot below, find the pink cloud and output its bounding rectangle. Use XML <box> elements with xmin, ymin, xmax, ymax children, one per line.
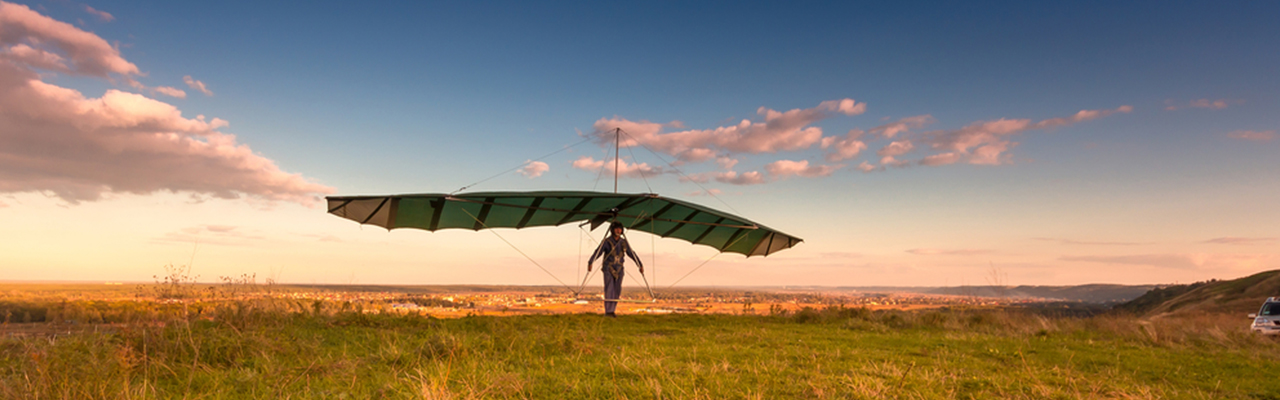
<box><xmin>152</xmin><ymin>86</ymin><xmax>187</xmax><ymax>98</ymax></box>
<box><xmin>517</xmin><ymin>160</ymin><xmax>549</xmax><ymax>178</ymax></box>
<box><xmin>765</xmin><ymin>159</ymin><xmax>843</xmax><ymax>178</ymax></box>
<box><xmin>1058</xmin><ymin>253</ymin><xmax>1275</xmax><ymax>270</ymax></box>
<box><xmin>154</xmin><ymin>224</ymin><xmax>268</xmax><ymax>247</ymax></box>
<box><xmin>183</xmin><ymin>75</ymin><xmax>214</xmax><ymax>96</ymax></box>
<box><xmin>4</xmin><ymin>43</ymin><xmax>68</xmax><ymax>71</ymax></box>
<box><xmin>1060</xmin><ymin>254</ymin><xmax>1196</xmax><ymax>268</ymax></box>
<box><xmin>919</xmin><ymin>152</ymin><xmax>961</xmax><ymax>166</ymax></box>
<box><xmin>571</xmin><ymin>156</ymin><xmax>663</xmax><ymax>178</ymax></box>
<box><xmin>967</xmin><ymin>140</ymin><xmax>1015</xmax><ymax>165</ymax></box>
<box><xmin>876</xmin><ymin>140</ymin><xmax>915</xmax><ymax>157</ymax></box>
<box><xmin>855</xmin><ymin>161</ymin><xmax>878</xmax><ymax>172</ymax></box>
<box><xmin>1032</xmin><ymin>106</ymin><xmax>1132</xmax><ymax>130</ymax></box>
<box><xmin>869</xmin><ymin>115</ymin><xmax>934</xmax><ymax>139</ymax></box>
<box><xmin>677</xmin><ymin>173</ymin><xmax>710</xmax><ymax>184</ymax></box>
<box><xmin>1226</xmin><ymin>130</ymin><xmax>1275</xmax><ymax>142</ymax></box>
<box><xmin>676</xmin><ymin>148</ymin><xmax>717</xmax><ymax>163</ymax></box>
<box><xmin>820</xmin><ymin>129</ymin><xmax>867</xmax><ymax>162</ymax></box>
<box><xmin>204</xmin><ymin>224</ymin><xmax>237</xmax><ymax>233</ymax></box>
<box><xmin>1166</xmin><ymin>99</ymin><xmax>1235</xmax><ymax>111</ymax></box>
<box><xmin>686</xmin><ymin>189</ymin><xmax>723</xmax><ymax>197</ymax></box>
<box><xmin>922</xmin><ymin>105</ymin><xmax>1131</xmax><ymax>166</ymax></box>
<box><xmin>1203</xmin><ymin>237</ymin><xmax>1276</xmax><ymax>245</ymax></box>
<box><xmin>0</xmin><ymin>5</ymin><xmax>333</xmax><ymax>206</ymax></box>
<box><xmin>1190</xmin><ymin>99</ymin><xmax>1229</xmax><ymax>110</ymax></box>
<box><xmin>817</xmin><ymin>98</ymin><xmax>867</xmax><ymax>116</ymax></box>
<box><xmin>906</xmin><ymin>248</ymin><xmax>993</xmax><ymax>256</ymax></box>
<box><xmin>83</xmin><ymin>5</ymin><xmax>113</xmax><ymax>22</ymax></box>
<box><xmin>593</xmin><ymin>98</ymin><xmax>864</xmax><ymax>159</ymax></box>
<box><xmin>1033</xmin><ymin>237</ymin><xmax>1152</xmax><ymax>246</ymax></box>
<box><xmin>683</xmin><ymin>170</ymin><xmax>772</xmax><ymax>185</ymax></box>
<box><xmin>715</xmin><ymin>156</ymin><xmax>738</xmax><ymax>170</ymax></box>
<box><xmin>0</xmin><ymin>2</ymin><xmax>139</xmax><ymax>79</ymax></box>
<box><xmin>879</xmin><ymin>156</ymin><xmax>909</xmax><ymax>168</ymax></box>
<box><xmin>818</xmin><ymin>115</ymin><xmax>935</xmax><ymax>163</ymax></box>
<box><xmin>713</xmin><ymin>170</ymin><xmax>767</xmax><ymax>185</ymax></box>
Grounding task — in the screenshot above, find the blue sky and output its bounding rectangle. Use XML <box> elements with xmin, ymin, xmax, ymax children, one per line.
<box><xmin>1</xmin><ymin>1</ymin><xmax>1277</xmax><ymax>286</ymax></box>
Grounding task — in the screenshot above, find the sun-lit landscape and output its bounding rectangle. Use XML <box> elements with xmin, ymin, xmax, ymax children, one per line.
<box><xmin>4</xmin><ymin>270</ymin><xmax>1280</xmax><ymax>398</ymax></box>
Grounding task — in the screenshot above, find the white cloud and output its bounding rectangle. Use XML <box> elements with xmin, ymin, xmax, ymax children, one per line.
<box><xmin>517</xmin><ymin>160</ymin><xmax>549</xmax><ymax>178</ymax></box>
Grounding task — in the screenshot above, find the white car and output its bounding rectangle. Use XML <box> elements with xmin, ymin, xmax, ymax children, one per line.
<box><xmin>1249</xmin><ymin>297</ymin><xmax>1280</xmax><ymax>335</ymax></box>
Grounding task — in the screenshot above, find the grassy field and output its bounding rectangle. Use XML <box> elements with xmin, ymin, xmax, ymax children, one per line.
<box><xmin>2</xmin><ymin>288</ymin><xmax>1279</xmax><ymax>399</ymax></box>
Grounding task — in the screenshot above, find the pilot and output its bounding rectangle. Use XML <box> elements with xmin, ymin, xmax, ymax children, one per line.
<box><xmin>587</xmin><ymin>222</ymin><xmax>644</xmax><ymax>317</ymax></box>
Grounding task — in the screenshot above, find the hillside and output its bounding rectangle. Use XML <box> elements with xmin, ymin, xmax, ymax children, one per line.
<box><xmin>1113</xmin><ymin>270</ymin><xmax>1280</xmax><ymax>316</ymax></box>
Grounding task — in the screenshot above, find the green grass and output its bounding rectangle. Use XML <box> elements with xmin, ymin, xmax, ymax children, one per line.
<box><xmin>3</xmin><ymin>300</ymin><xmax>1279</xmax><ymax>399</ymax></box>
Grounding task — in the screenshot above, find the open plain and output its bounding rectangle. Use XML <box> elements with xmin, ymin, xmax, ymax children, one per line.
<box><xmin>2</xmin><ymin>280</ymin><xmax>1277</xmax><ymax>399</ymax></box>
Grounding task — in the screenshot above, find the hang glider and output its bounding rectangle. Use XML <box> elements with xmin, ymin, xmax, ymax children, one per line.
<box><xmin>326</xmin><ymin>191</ymin><xmax>802</xmax><ymax>257</ymax></box>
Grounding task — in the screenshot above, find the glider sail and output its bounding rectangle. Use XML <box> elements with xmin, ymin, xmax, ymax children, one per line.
<box><xmin>326</xmin><ymin>191</ymin><xmax>802</xmax><ymax>257</ymax></box>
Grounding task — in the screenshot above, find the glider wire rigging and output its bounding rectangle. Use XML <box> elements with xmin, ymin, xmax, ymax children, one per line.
<box><xmin>451</xmin><ymin>135</ymin><xmax>596</xmax><ymax>195</ymax></box>
<box><xmin>458</xmin><ymin>206</ymin><xmax>575</xmax><ymax>292</ymax></box>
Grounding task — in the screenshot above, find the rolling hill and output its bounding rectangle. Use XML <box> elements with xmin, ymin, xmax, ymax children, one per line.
<box><xmin>1113</xmin><ymin>270</ymin><xmax>1280</xmax><ymax>316</ymax></box>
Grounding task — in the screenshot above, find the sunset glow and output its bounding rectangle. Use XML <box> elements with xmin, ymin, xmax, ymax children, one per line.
<box><xmin>1</xmin><ymin>1</ymin><xmax>1276</xmax><ymax>287</ymax></box>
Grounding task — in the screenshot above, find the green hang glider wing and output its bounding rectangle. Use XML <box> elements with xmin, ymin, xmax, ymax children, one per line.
<box><xmin>326</xmin><ymin>191</ymin><xmax>802</xmax><ymax>257</ymax></box>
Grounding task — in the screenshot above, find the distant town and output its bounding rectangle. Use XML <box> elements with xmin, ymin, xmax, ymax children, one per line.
<box><xmin>224</xmin><ymin>283</ymin><xmax>1150</xmax><ymax>317</ymax></box>
<box><xmin>0</xmin><ymin>281</ymin><xmax>1157</xmax><ymax>324</ymax></box>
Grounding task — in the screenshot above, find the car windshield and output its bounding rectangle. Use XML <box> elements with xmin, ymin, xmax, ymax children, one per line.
<box><xmin>1262</xmin><ymin>303</ymin><xmax>1280</xmax><ymax>316</ymax></box>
